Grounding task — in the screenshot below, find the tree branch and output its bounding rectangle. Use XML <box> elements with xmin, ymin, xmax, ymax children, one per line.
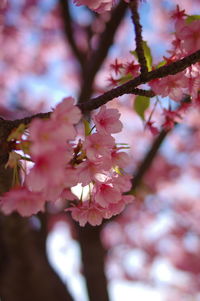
<box><xmin>129</xmin><ymin>0</ymin><xmax>148</xmax><ymax>74</ymax></box>
<box><xmin>59</xmin><ymin>0</ymin><xmax>85</xmax><ymax>70</ymax></box>
<box><xmin>78</xmin><ymin>0</ymin><xmax>127</xmax><ymax>104</ymax></box>
<box><xmin>79</xmin><ymin>49</ymin><xmax>200</xmax><ymax>112</ymax></box>
<box><xmin>1</xmin><ymin>49</ymin><xmax>200</xmax><ymax>134</ymax></box>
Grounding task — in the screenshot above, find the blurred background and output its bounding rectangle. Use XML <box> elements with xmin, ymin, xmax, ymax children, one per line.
<box><xmin>0</xmin><ymin>0</ymin><xmax>200</xmax><ymax>300</ymax></box>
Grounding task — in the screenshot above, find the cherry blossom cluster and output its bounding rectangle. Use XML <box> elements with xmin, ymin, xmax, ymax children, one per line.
<box><xmin>0</xmin><ymin>97</ymin><xmax>134</xmax><ymax>226</ymax></box>
<box><xmin>150</xmin><ymin>10</ymin><xmax>200</xmax><ymax>103</ymax></box>
<box><xmin>108</xmin><ymin>59</ymin><xmax>140</xmax><ymax>87</ymax></box>
<box><xmin>109</xmin><ymin>13</ymin><xmax>200</xmax><ymax>105</ymax></box>
<box><xmin>107</xmin><ymin>7</ymin><xmax>200</xmax><ymax>134</ymax></box>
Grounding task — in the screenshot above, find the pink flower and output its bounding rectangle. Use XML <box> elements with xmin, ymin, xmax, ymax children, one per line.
<box><xmin>0</xmin><ymin>187</ymin><xmax>46</xmax><ymax>217</ymax></box>
<box><xmin>110</xmin><ymin>59</ymin><xmax>124</xmax><ymax>75</ymax></box>
<box><xmin>111</xmin><ymin>148</ymin><xmax>130</xmax><ymax>167</ymax></box>
<box><xmin>176</xmin><ymin>20</ymin><xmax>200</xmax><ymax>54</ymax></box>
<box><xmin>64</xmin><ymin>167</ymin><xmax>80</xmax><ymax>188</ymax></box>
<box><xmin>26</xmin><ymin>148</ymin><xmax>69</xmax><ymax>196</ymax></box>
<box><xmin>124</xmin><ymin>61</ymin><xmax>140</xmax><ymax>77</ymax></box>
<box><xmin>52</xmin><ymin>97</ymin><xmax>81</xmax><ymax>126</ymax></box>
<box><xmin>84</xmin><ymin>133</ymin><xmax>115</xmax><ymax>161</ymax></box>
<box><xmin>93</xmin><ymin>182</ymin><xmax>121</xmax><ymax>208</ymax></box>
<box><xmin>76</xmin><ymin>160</ymin><xmax>104</xmax><ymax>186</ymax></box>
<box><xmin>149</xmin><ymin>73</ymin><xmax>187</xmax><ymax>102</ymax></box>
<box><xmin>60</xmin><ymin>188</ymin><xmax>78</xmax><ymax>201</ymax></box>
<box><xmin>73</xmin><ymin>0</ymin><xmax>114</xmax><ymax>13</ymax></box>
<box><xmin>94</xmin><ymin>105</ymin><xmax>123</xmax><ymax>135</ymax></box>
<box><xmin>146</xmin><ymin>121</ymin><xmax>159</xmax><ymax>136</ymax></box>
<box><xmin>66</xmin><ymin>201</ymin><xmax>104</xmax><ymax>226</ymax></box>
<box><xmin>112</xmin><ymin>173</ymin><xmax>133</xmax><ymax>193</ymax></box>
<box><xmin>162</xmin><ymin>109</ymin><xmax>181</xmax><ymax>130</ymax></box>
<box><xmin>171</xmin><ymin>5</ymin><xmax>186</xmax><ymax>22</ymax></box>
<box><xmin>29</xmin><ymin>118</ymin><xmax>75</xmax><ymax>155</ymax></box>
<box><xmin>103</xmin><ymin>195</ymin><xmax>134</xmax><ymax>219</ymax></box>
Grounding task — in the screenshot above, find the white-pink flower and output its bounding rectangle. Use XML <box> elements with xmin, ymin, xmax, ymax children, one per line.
<box><xmin>0</xmin><ymin>187</ymin><xmax>46</xmax><ymax>217</ymax></box>
<box><xmin>94</xmin><ymin>105</ymin><xmax>123</xmax><ymax>134</ymax></box>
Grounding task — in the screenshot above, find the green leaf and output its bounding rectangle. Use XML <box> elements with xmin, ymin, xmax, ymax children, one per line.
<box><xmin>130</xmin><ymin>50</ymin><xmax>137</xmax><ymax>59</ymax></box>
<box><xmin>119</xmin><ymin>73</ymin><xmax>133</xmax><ymax>84</ymax></box>
<box><xmin>186</xmin><ymin>15</ymin><xmax>200</xmax><ymax>23</ymax></box>
<box><xmin>156</xmin><ymin>60</ymin><xmax>166</xmax><ymax>68</ymax></box>
<box><xmin>134</xmin><ymin>95</ymin><xmax>150</xmax><ymax>120</ymax></box>
<box><xmin>7</xmin><ymin>123</ymin><xmax>26</xmax><ymax>141</ymax></box>
<box><xmin>83</xmin><ymin>119</ymin><xmax>91</xmax><ymax>136</ymax></box>
<box><xmin>130</xmin><ymin>41</ymin><xmax>153</xmax><ymax>71</ymax></box>
<box><xmin>142</xmin><ymin>41</ymin><xmax>152</xmax><ymax>71</ymax></box>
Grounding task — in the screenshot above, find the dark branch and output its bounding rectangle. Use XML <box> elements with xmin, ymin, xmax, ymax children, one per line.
<box><xmin>79</xmin><ymin>49</ymin><xmax>200</xmax><ymax>112</ymax></box>
<box><xmin>59</xmin><ymin>0</ymin><xmax>85</xmax><ymax>69</ymax></box>
<box><xmin>78</xmin><ymin>0</ymin><xmax>127</xmax><ymax>104</ymax></box>
<box><xmin>1</xmin><ymin>49</ymin><xmax>200</xmax><ymax>134</ymax></box>
<box><xmin>129</xmin><ymin>0</ymin><xmax>148</xmax><ymax>74</ymax></box>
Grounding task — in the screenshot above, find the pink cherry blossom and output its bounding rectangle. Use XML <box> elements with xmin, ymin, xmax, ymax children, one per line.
<box><xmin>29</xmin><ymin>118</ymin><xmax>75</xmax><ymax>154</ymax></box>
<box><xmin>112</xmin><ymin>173</ymin><xmax>133</xmax><ymax>193</ymax></box>
<box><xmin>93</xmin><ymin>181</ymin><xmax>121</xmax><ymax>208</ymax></box>
<box><xmin>149</xmin><ymin>73</ymin><xmax>187</xmax><ymax>102</ymax></box>
<box><xmin>76</xmin><ymin>160</ymin><xmax>104</xmax><ymax>186</ymax></box>
<box><xmin>60</xmin><ymin>188</ymin><xmax>78</xmax><ymax>201</ymax></box>
<box><xmin>175</xmin><ymin>20</ymin><xmax>200</xmax><ymax>54</ymax></box>
<box><xmin>103</xmin><ymin>195</ymin><xmax>134</xmax><ymax>219</ymax></box>
<box><xmin>84</xmin><ymin>133</ymin><xmax>115</xmax><ymax>161</ymax></box>
<box><xmin>63</xmin><ymin>167</ymin><xmax>80</xmax><ymax>188</ymax></box>
<box><xmin>94</xmin><ymin>105</ymin><xmax>123</xmax><ymax>135</ymax></box>
<box><xmin>0</xmin><ymin>187</ymin><xmax>46</xmax><ymax>217</ymax></box>
<box><xmin>111</xmin><ymin>148</ymin><xmax>130</xmax><ymax>167</ymax></box>
<box><xmin>52</xmin><ymin>97</ymin><xmax>81</xmax><ymax>126</ymax></box>
<box><xmin>146</xmin><ymin>121</ymin><xmax>159</xmax><ymax>136</ymax></box>
<box><xmin>26</xmin><ymin>148</ymin><xmax>69</xmax><ymax>195</ymax></box>
<box><xmin>124</xmin><ymin>61</ymin><xmax>140</xmax><ymax>77</ymax></box>
<box><xmin>66</xmin><ymin>201</ymin><xmax>104</xmax><ymax>226</ymax></box>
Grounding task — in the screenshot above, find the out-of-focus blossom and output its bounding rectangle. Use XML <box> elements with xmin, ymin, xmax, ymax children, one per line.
<box><xmin>0</xmin><ymin>187</ymin><xmax>46</xmax><ymax>217</ymax></box>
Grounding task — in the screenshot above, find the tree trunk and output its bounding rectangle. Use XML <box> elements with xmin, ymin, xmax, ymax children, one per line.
<box><xmin>0</xmin><ymin>165</ymin><xmax>74</xmax><ymax>301</ymax></box>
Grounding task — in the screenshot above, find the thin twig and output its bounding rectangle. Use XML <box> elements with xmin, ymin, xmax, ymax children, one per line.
<box><xmin>129</xmin><ymin>0</ymin><xmax>148</xmax><ymax>75</ymax></box>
